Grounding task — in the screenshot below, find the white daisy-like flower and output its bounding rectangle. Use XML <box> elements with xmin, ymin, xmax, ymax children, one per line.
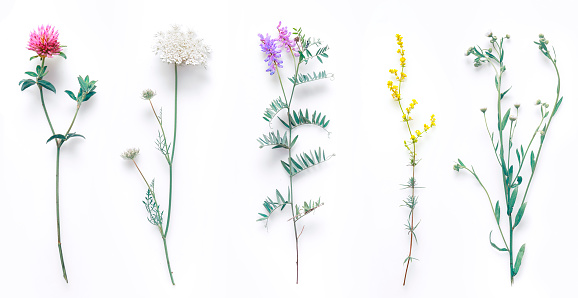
<box><xmin>153</xmin><ymin>25</ymin><xmax>211</xmax><ymax>66</ymax></box>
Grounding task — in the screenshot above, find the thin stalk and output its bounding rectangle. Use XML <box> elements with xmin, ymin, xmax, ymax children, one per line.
<box><xmin>402</xmin><ymin>160</ymin><xmax>415</xmax><ymax>286</ymax></box>
<box><xmin>55</xmin><ymin>145</ymin><xmax>68</xmax><ymax>283</ymax></box>
<box><xmin>395</xmin><ymin>64</ymin><xmax>417</xmax><ymax>286</ymax></box>
<box><xmin>483</xmin><ymin>113</ymin><xmax>502</xmax><ymax>166</ymax></box>
<box><xmin>278</xmin><ymin>61</ymin><xmax>301</xmax><ymax>284</ymax></box>
<box><xmin>132</xmin><ymin>160</ymin><xmax>175</xmax><ymax>285</ymax></box>
<box><xmin>38</xmin><ymin>58</ymin><xmax>56</xmax><ymax>136</ymax></box>
<box><xmin>162</xmin><ymin>232</ymin><xmax>175</xmax><ymax>285</ymax></box>
<box><xmin>64</xmin><ymin>104</ymin><xmax>81</xmax><ymax>136</ymax></box>
<box><xmin>164</xmin><ymin>64</ymin><xmax>178</xmax><ymax>237</ymax></box>
<box><xmin>463</xmin><ymin>167</ymin><xmax>509</xmax><ymax>251</ymax></box>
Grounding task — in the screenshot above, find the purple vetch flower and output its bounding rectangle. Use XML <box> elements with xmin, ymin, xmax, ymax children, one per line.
<box><xmin>258</xmin><ymin>33</ymin><xmax>283</xmax><ymax>75</ymax></box>
<box><xmin>276</xmin><ymin>22</ymin><xmax>299</xmax><ymax>57</ymax></box>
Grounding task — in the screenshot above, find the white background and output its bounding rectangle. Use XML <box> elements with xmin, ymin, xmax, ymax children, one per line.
<box><xmin>0</xmin><ymin>0</ymin><xmax>576</xmax><ymax>297</ymax></box>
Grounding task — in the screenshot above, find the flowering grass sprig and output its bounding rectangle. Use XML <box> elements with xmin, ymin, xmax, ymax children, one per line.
<box><xmin>19</xmin><ymin>25</ymin><xmax>97</xmax><ymax>283</ymax></box>
<box><xmin>122</xmin><ymin>25</ymin><xmax>210</xmax><ymax>285</ymax></box>
<box><xmin>454</xmin><ymin>33</ymin><xmax>563</xmax><ymax>284</ymax></box>
<box><xmin>256</xmin><ymin>22</ymin><xmax>333</xmax><ymax>284</ymax></box>
<box><xmin>387</xmin><ymin>34</ymin><xmax>436</xmax><ymax>286</ymax></box>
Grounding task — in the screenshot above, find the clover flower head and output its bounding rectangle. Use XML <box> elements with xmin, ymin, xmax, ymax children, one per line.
<box><xmin>258</xmin><ymin>33</ymin><xmax>283</xmax><ymax>75</ymax></box>
<box><xmin>141</xmin><ymin>89</ymin><xmax>156</xmax><ymax>100</ymax></box>
<box><xmin>153</xmin><ymin>25</ymin><xmax>211</xmax><ymax>66</ymax></box>
<box><xmin>121</xmin><ymin>148</ymin><xmax>140</xmax><ymax>160</ymax></box>
<box><xmin>27</xmin><ymin>25</ymin><xmax>62</xmax><ymax>58</ymax></box>
<box><xmin>276</xmin><ymin>22</ymin><xmax>299</xmax><ymax>57</ymax></box>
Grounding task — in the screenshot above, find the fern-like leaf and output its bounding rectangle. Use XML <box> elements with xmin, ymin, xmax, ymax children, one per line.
<box><xmin>280</xmin><ymin>147</ymin><xmax>334</xmax><ymax>176</ymax></box>
<box><xmin>257</xmin><ymin>130</ymin><xmax>297</xmax><ymax>149</ymax></box>
<box><xmin>143</xmin><ymin>180</ymin><xmax>163</xmax><ymax>226</ymax></box>
<box><xmin>288</xmin><ymin>70</ymin><xmax>333</xmax><ymax>86</ymax></box>
<box><xmin>257</xmin><ymin>188</ymin><xmax>291</xmax><ymax>228</ymax></box>
<box><xmin>285</xmin><ymin>108</ymin><xmax>331</xmax><ymax>135</ymax></box>
<box><xmin>290</xmin><ymin>198</ymin><xmax>324</xmax><ymax>222</ymax></box>
<box><xmin>263</xmin><ymin>97</ymin><xmax>288</xmax><ymax>127</ymax></box>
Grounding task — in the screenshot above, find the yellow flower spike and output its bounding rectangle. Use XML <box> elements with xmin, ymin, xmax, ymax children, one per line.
<box><xmin>412</xmin><ymin>99</ymin><xmax>417</xmax><ymax>104</ymax></box>
<box><xmin>400</xmin><ymin>57</ymin><xmax>406</xmax><ymax>63</ymax></box>
<box><xmin>416</xmin><ymin>130</ymin><xmax>422</xmax><ymax>137</ymax></box>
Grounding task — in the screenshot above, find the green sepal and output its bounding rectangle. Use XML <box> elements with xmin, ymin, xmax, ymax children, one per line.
<box><xmin>512</xmin><ymin>244</ymin><xmax>526</xmax><ymax>276</ymax></box>
<box><xmin>37</xmin><ymin>80</ymin><xmax>56</xmax><ymax>93</ymax></box>
<box><xmin>29</xmin><ymin>55</ymin><xmax>39</xmax><ymax>61</ymax></box>
<box><xmin>19</xmin><ymin>79</ymin><xmax>36</xmax><ymax>91</ymax></box>
<box><xmin>46</xmin><ymin>134</ymin><xmax>66</xmax><ymax>144</ymax></box>
<box><xmin>489</xmin><ymin>231</ymin><xmax>508</xmax><ymax>252</ymax></box>
<box><xmin>513</xmin><ymin>202</ymin><xmax>527</xmax><ymax>229</ymax></box>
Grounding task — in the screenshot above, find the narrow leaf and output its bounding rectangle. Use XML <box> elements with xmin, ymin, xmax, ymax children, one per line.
<box><xmin>512</xmin><ymin>244</ymin><xmax>526</xmax><ymax>276</ymax></box>
<box><xmin>19</xmin><ymin>79</ymin><xmax>36</xmax><ymax>91</ymax></box>
<box><xmin>489</xmin><ymin>231</ymin><xmax>508</xmax><ymax>252</ymax></box>
<box><xmin>513</xmin><ymin>202</ymin><xmax>527</xmax><ymax>229</ymax></box>
<box><xmin>494</xmin><ymin>201</ymin><xmax>501</xmax><ymax>223</ymax></box>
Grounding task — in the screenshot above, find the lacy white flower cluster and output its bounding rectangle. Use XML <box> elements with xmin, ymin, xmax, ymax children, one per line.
<box><xmin>153</xmin><ymin>25</ymin><xmax>211</xmax><ymax>66</ymax></box>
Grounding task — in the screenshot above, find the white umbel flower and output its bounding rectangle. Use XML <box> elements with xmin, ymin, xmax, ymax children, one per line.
<box><xmin>153</xmin><ymin>25</ymin><xmax>211</xmax><ymax>66</ymax></box>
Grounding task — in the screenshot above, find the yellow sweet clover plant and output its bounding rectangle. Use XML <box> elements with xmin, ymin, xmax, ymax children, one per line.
<box><xmin>387</xmin><ymin>34</ymin><xmax>436</xmax><ymax>286</ymax></box>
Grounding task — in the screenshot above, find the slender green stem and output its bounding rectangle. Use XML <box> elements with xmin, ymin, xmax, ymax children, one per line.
<box><xmin>519</xmin><ymin>62</ymin><xmax>561</xmax><ymax>207</ymax></box>
<box><xmin>483</xmin><ymin>113</ymin><xmax>501</xmax><ymax>166</ymax></box>
<box><xmin>161</xmin><ymin>232</ymin><xmax>175</xmax><ymax>285</ymax></box>
<box><xmin>55</xmin><ymin>145</ymin><xmax>68</xmax><ymax>283</ymax></box>
<box><xmin>64</xmin><ymin>104</ymin><xmax>81</xmax><ymax>137</ymax></box>
<box><xmin>164</xmin><ymin>64</ymin><xmax>178</xmax><ymax>237</ymax></box>
<box><xmin>509</xmin><ymin>215</ymin><xmax>514</xmax><ymax>284</ymax></box>
<box><xmin>278</xmin><ymin>61</ymin><xmax>301</xmax><ymax>284</ymax></box>
<box><xmin>463</xmin><ymin>167</ymin><xmax>509</xmax><ymax>251</ymax></box>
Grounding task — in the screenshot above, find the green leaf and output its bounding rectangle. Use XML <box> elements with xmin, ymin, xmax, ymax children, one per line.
<box><xmin>500</xmin><ymin>86</ymin><xmax>512</xmax><ymax>99</ymax></box>
<box><xmin>508</xmin><ymin>187</ymin><xmax>518</xmax><ymax>215</ymax></box>
<box><xmin>29</xmin><ymin>55</ymin><xmax>39</xmax><ymax>61</ymax></box>
<box><xmin>516</xmin><ymin>149</ymin><xmax>520</xmax><ymax>165</ymax></box>
<box><xmin>65</xmin><ymin>90</ymin><xmax>77</xmax><ymax>101</ymax></box>
<box><xmin>83</xmin><ymin>91</ymin><xmax>96</xmax><ymax>102</ymax></box>
<box><xmin>37</xmin><ymin>80</ymin><xmax>56</xmax><ymax>93</ymax></box>
<box><xmin>25</xmin><ymin>71</ymin><xmax>37</xmax><ymax>77</ymax></box>
<box><xmin>512</xmin><ymin>244</ymin><xmax>526</xmax><ymax>276</ymax></box>
<box><xmin>494</xmin><ymin>201</ymin><xmax>500</xmax><ymax>223</ymax></box>
<box><xmin>66</xmin><ymin>133</ymin><xmax>85</xmax><ymax>140</ymax></box>
<box><xmin>458</xmin><ymin>159</ymin><xmax>465</xmax><ymax>167</ymax></box>
<box><xmin>46</xmin><ymin>134</ymin><xmax>66</xmax><ymax>144</ymax></box>
<box><xmin>500</xmin><ymin>108</ymin><xmax>511</xmax><ymax>131</ymax></box>
<box><xmin>59</xmin><ymin>52</ymin><xmax>67</xmax><ymax>59</ymax></box>
<box><xmin>19</xmin><ymin>79</ymin><xmax>36</xmax><ymax>91</ymax></box>
<box><xmin>489</xmin><ymin>231</ymin><xmax>508</xmax><ymax>252</ymax></box>
<box><xmin>513</xmin><ymin>202</ymin><xmax>527</xmax><ymax>229</ymax></box>
<box><xmin>552</xmin><ymin>96</ymin><xmax>563</xmax><ymax>117</ymax></box>
<box><xmin>262</xmin><ymin>97</ymin><xmax>287</xmax><ymax>124</ymax></box>
<box><xmin>530</xmin><ymin>151</ymin><xmax>536</xmax><ymax>172</ymax></box>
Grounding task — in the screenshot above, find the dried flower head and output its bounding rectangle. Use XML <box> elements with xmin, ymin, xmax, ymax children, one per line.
<box><xmin>121</xmin><ymin>148</ymin><xmax>140</xmax><ymax>160</ymax></box>
<box><xmin>153</xmin><ymin>25</ymin><xmax>211</xmax><ymax>66</ymax></box>
<box><xmin>141</xmin><ymin>89</ymin><xmax>157</xmax><ymax>100</ymax></box>
<box><xmin>480</xmin><ymin>107</ymin><xmax>487</xmax><ymax>113</ymax></box>
<box><xmin>27</xmin><ymin>25</ymin><xmax>62</xmax><ymax>58</ymax></box>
